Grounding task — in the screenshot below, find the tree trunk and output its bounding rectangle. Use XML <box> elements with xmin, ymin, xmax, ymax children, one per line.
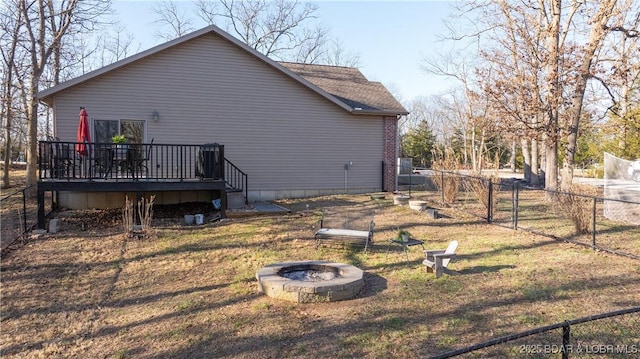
<box><xmin>470</xmin><ymin>124</ymin><xmax>476</xmax><ymax>173</ymax></box>
<box><xmin>545</xmin><ymin>135</ymin><xmax>558</xmax><ymax>192</ymax></box>
<box><xmin>20</xmin><ymin>0</ymin><xmax>81</xmax><ymax>195</ymax></box>
<box><xmin>542</xmin><ymin>0</ymin><xmax>561</xmax><ymax>194</ymax></box>
<box><xmin>560</xmin><ymin>0</ymin><xmax>616</xmax><ymax>191</ymax></box>
<box><xmin>2</xmin><ymin>118</ymin><xmax>12</xmax><ymax>188</ymax></box>
<box><xmin>509</xmin><ymin>140</ymin><xmax>516</xmax><ymax>173</ymax></box>
<box><xmin>1</xmin><ymin>4</ymin><xmax>21</xmax><ymax>189</ymax></box>
<box><xmin>521</xmin><ymin>138</ymin><xmax>531</xmax><ymax>182</ymax></box>
<box><xmin>531</xmin><ymin>137</ymin><xmax>539</xmax><ymax>186</ymax></box>
<box><xmin>25</xmin><ymin>76</ymin><xmax>39</xmax><ymax>194</ymax></box>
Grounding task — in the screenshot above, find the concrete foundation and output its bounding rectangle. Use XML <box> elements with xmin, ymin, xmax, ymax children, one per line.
<box><xmin>227</xmin><ymin>191</ymin><xmax>245</xmax><ymax>209</ymax></box>
<box><xmin>247</xmin><ymin>187</ymin><xmax>379</xmax><ymax>202</ymax></box>
<box><xmin>57</xmin><ymin>190</ymin><xmax>218</xmax><ymax>209</ymax></box>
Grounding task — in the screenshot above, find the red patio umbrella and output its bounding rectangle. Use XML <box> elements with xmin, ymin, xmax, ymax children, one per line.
<box><xmin>76</xmin><ymin>107</ymin><xmax>91</xmax><ymax>155</ymax></box>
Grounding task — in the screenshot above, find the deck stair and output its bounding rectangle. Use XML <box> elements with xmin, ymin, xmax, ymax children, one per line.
<box><xmin>223</xmin><ymin>158</ymin><xmax>248</xmax><ymax>205</ymax></box>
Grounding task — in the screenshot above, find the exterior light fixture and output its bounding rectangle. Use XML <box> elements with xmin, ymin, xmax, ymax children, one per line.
<box><xmin>152</xmin><ymin>110</ymin><xmax>159</xmax><ymax>122</ymax></box>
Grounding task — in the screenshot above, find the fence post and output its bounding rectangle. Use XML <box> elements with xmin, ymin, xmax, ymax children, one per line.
<box><xmin>592</xmin><ymin>198</ymin><xmax>597</xmax><ymax>248</ymax></box>
<box><xmin>562</xmin><ymin>321</ymin><xmax>570</xmax><ymax>359</ymax></box>
<box><xmin>381</xmin><ymin>161</ymin><xmax>385</xmax><ymax>191</ymax></box>
<box><xmin>487</xmin><ymin>179</ymin><xmax>493</xmax><ymax>223</ymax></box>
<box><xmin>441</xmin><ymin>171</ymin><xmax>445</xmax><ymax>203</ymax></box>
<box><xmin>408</xmin><ymin>168</ymin><xmax>412</xmax><ymax>198</ymax></box>
<box><xmin>511</xmin><ymin>180</ymin><xmax>515</xmax><ymax>229</ymax></box>
<box><xmin>22</xmin><ymin>188</ymin><xmax>28</xmax><ymax>234</ymax></box>
<box><xmin>514</xmin><ymin>181</ymin><xmax>519</xmax><ymax>230</ymax></box>
<box><xmin>37</xmin><ymin>187</ymin><xmax>46</xmax><ymax>229</ymax></box>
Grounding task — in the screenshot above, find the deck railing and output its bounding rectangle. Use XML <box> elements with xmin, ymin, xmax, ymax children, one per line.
<box><xmin>38</xmin><ymin>140</ymin><xmax>225</xmax><ymax>182</ymax></box>
<box><xmin>224</xmin><ymin>158</ymin><xmax>248</xmax><ymax>204</ymax></box>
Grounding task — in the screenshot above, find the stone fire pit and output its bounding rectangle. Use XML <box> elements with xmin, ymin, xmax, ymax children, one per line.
<box><xmin>256</xmin><ymin>260</ymin><xmax>364</xmax><ymax>303</ymax></box>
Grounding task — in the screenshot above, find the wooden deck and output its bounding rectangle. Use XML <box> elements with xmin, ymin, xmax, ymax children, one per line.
<box><xmin>37</xmin><ymin>140</ymin><xmax>247</xmax><ymax>228</ymax></box>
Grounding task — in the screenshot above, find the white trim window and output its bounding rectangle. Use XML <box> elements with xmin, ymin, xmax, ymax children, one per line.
<box><xmin>94</xmin><ymin>119</ymin><xmax>145</xmax><ymax>143</ymax></box>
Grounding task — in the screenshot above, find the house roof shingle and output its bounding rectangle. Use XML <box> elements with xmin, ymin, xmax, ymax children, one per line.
<box><xmin>279</xmin><ymin>62</ymin><xmax>408</xmax><ymax>115</ymax></box>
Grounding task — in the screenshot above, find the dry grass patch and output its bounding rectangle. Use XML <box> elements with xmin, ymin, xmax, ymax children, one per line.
<box><xmin>1</xmin><ymin>194</ymin><xmax>639</xmax><ymax>358</ymax></box>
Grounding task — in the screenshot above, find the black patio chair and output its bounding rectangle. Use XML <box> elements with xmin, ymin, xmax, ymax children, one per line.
<box><xmin>94</xmin><ymin>145</ymin><xmax>113</xmax><ymax>178</ymax></box>
<box><xmin>126</xmin><ymin>139</ymin><xmax>153</xmax><ymax>178</ymax></box>
<box><xmin>50</xmin><ymin>138</ymin><xmax>80</xmax><ymax>178</ymax></box>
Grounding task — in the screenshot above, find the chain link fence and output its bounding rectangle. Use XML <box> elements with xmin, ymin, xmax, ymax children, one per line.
<box><xmin>397</xmin><ymin>168</ymin><xmax>640</xmax><ymax>259</ymax></box>
<box><xmin>1</xmin><ymin>185</ymin><xmax>52</xmax><ymax>256</ymax></box>
<box><xmin>431</xmin><ymin>306</ymin><xmax>640</xmax><ymax>358</ymax></box>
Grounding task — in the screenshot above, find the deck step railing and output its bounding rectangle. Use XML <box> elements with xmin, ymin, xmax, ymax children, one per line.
<box><xmin>38</xmin><ymin>140</ymin><xmax>230</xmax><ymax>183</ymax></box>
<box><xmin>224</xmin><ymin>159</ymin><xmax>248</xmax><ymax>203</ymax></box>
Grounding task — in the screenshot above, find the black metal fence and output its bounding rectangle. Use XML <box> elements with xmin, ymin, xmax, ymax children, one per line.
<box><xmin>430</xmin><ymin>306</ymin><xmax>640</xmax><ymax>358</ymax></box>
<box><xmin>0</xmin><ymin>185</ymin><xmax>51</xmax><ymax>255</ymax></box>
<box><xmin>398</xmin><ymin>169</ymin><xmax>640</xmax><ymax>259</ymax></box>
<box><xmin>38</xmin><ymin>140</ymin><xmax>225</xmax><ymax>181</ymax></box>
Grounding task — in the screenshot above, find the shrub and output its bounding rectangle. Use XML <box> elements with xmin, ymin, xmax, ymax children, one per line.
<box><xmin>553</xmin><ymin>184</ymin><xmax>596</xmax><ymax>235</ymax></box>
<box><xmin>463</xmin><ymin>175</ymin><xmax>499</xmax><ymax>217</ymax></box>
<box><xmin>432</xmin><ymin>148</ymin><xmax>462</xmax><ymax>204</ymax></box>
<box><xmin>432</xmin><ymin>172</ymin><xmax>461</xmax><ymax>204</ymax></box>
<box><xmin>123</xmin><ymin>195</ymin><xmax>156</xmax><ymax>238</ymax></box>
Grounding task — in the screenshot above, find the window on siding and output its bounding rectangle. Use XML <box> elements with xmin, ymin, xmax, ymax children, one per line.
<box><xmin>94</xmin><ymin>119</ymin><xmax>145</xmax><ymax>143</ymax></box>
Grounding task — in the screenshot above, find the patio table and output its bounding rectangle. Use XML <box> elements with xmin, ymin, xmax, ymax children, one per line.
<box><xmin>386</xmin><ymin>238</ymin><xmax>425</xmax><ymax>262</ymax></box>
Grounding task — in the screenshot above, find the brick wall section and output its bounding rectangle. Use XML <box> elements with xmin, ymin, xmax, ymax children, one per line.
<box><xmin>383</xmin><ymin>116</ymin><xmax>398</xmax><ymax>192</ymax></box>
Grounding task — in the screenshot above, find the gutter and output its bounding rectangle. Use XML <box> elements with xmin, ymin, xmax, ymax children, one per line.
<box><xmin>351</xmin><ymin>108</ymin><xmax>408</xmax><ymax>117</ymax></box>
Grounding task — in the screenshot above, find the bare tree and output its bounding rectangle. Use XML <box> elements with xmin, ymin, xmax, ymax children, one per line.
<box><xmin>152</xmin><ymin>1</ymin><xmax>195</xmax><ymax>41</ymax></box>
<box><xmin>195</xmin><ymin>0</ymin><xmax>360</xmax><ymax>65</ymax></box>
<box><xmin>319</xmin><ymin>38</ymin><xmax>360</xmax><ymax>67</ymax></box>
<box><xmin>422</xmin><ymin>49</ymin><xmax>498</xmax><ymax>173</ymax></box>
<box><xmin>19</xmin><ymin>0</ymin><xmax>75</xmax><ymax>190</ymax></box>
<box><xmin>475</xmin><ymin>2</ymin><xmax>547</xmax><ymax>184</ymax></box>
<box><xmin>596</xmin><ymin>11</ymin><xmax>640</xmax><ymax>159</ymax></box>
<box><xmin>1</xmin><ymin>2</ymin><xmax>23</xmax><ymax>188</ymax></box>
<box><xmin>426</xmin><ymin>93</ymin><xmax>468</xmax><ymax>149</ymax></box>
<box><xmin>296</xmin><ymin>37</ymin><xmax>360</xmax><ymax>67</ymax></box>
<box><xmin>15</xmin><ymin>0</ymin><xmax>112</xmax><ymax>192</ymax></box>
<box><xmin>196</xmin><ymin>0</ymin><xmax>320</xmax><ymax>59</ymax></box>
<box><xmin>288</xmin><ymin>25</ymin><xmax>329</xmax><ymax>64</ymax></box>
<box><xmin>402</xmin><ymin>97</ymin><xmax>431</xmax><ymax>135</ymax></box>
<box><xmin>559</xmin><ymin>0</ymin><xmax>622</xmax><ymax>190</ymax></box>
<box><xmin>149</xmin><ymin>1</ymin><xmax>360</xmax><ymax>66</ymax></box>
<box><xmin>102</xmin><ymin>25</ymin><xmax>140</xmax><ymax>64</ymax></box>
<box><xmin>432</xmin><ymin>0</ymin><xmax>638</xmax><ymax>191</ymax></box>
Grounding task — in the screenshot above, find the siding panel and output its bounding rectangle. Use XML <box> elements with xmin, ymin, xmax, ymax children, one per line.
<box><xmin>52</xmin><ymin>33</ymin><xmax>390</xmax><ymax>197</ymax></box>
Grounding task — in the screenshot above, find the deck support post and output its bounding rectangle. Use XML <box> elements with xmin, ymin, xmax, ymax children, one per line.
<box><xmin>221</xmin><ymin>191</ymin><xmax>227</xmax><ymax>219</ymax></box>
<box><xmin>37</xmin><ymin>186</ymin><xmax>46</xmax><ymax>229</ymax></box>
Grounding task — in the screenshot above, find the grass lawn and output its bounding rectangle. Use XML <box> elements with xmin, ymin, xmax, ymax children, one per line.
<box><xmin>1</xmin><ymin>193</ymin><xmax>639</xmax><ymax>358</ymax></box>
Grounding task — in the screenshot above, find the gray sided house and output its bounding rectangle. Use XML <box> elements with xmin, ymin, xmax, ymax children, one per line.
<box><xmin>36</xmin><ymin>25</ymin><xmax>407</xmax><ymax>223</ymax></box>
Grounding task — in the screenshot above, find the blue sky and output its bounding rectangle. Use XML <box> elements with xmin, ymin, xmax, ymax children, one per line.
<box><xmin>112</xmin><ymin>1</ymin><xmax>458</xmax><ymax>103</ymax></box>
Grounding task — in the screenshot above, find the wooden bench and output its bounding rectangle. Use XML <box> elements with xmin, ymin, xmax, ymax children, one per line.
<box><xmin>314</xmin><ymin>207</ymin><xmax>375</xmax><ymax>252</ymax></box>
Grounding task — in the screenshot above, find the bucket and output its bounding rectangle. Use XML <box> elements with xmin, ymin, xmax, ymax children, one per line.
<box><xmin>49</xmin><ymin>219</ymin><xmax>59</xmax><ymax>234</ymax></box>
<box><xmin>194</xmin><ymin>214</ymin><xmax>204</xmax><ymax>225</ymax></box>
<box><xmin>184</xmin><ymin>214</ymin><xmax>194</xmax><ymax>225</ymax></box>
<box><xmin>409</xmin><ymin>200</ymin><xmax>427</xmax><ymax>211</ymax></box>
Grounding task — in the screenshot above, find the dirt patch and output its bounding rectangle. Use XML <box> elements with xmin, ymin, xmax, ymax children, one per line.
<box><xmin>50</xmin><ymin>202</ymin><xmax>224</xmax><ymax>233</ymax></box>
